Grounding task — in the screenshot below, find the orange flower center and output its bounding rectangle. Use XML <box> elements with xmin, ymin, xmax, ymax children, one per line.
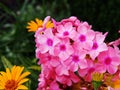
<box><xmin>5</xmin><ymin>80</ymin><xmax>18</xmax><ymax>90</ymax></box>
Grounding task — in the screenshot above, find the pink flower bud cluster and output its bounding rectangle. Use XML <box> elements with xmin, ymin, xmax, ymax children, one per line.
<box><xmin>35</xmin><ymin>16</ymin><xmax>120</xmax><ymax>90</ymax></box>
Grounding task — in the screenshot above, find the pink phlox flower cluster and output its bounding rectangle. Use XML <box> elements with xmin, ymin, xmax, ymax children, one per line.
<box><xmin>36</xmin><ymin>16</ymin><xmax>120</xmax><ymax>90</ymax></box>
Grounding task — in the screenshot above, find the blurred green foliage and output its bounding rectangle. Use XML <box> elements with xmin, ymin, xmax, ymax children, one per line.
<box><xmin>0</xmin><ymin>0</ymin><xmax>120</xmax><ymax>90</ymax></box>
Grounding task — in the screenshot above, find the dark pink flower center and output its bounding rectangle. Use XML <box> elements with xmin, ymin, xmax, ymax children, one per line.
<box><xmin>60</xmin><ymin>44</ymin><xmax>66</xmax><ymax>51</ymax></box>
<box><xmin>79</xmin><ymin>34</ymin><xmax>86</xmax><ymax>42</ymax></box>
<box><xmin>92</xmin><ymin>42</ymin><xmax>98</xmax><ymax>50</ymax></box>
<box><xmin>63</xmin><ymin>31</ymin><xmax>69</xmax><ymax>36</ymax></box>
<box><xmin>72</xmin><ymin>55</ymin><xmax>79</xmax><ymax>62</ymax></box>
<box><xmin>47</xmin><ymin>38</ymin><xmax>53</xmax><ymax>46</ymax></box>
<box><xmin>47</xmin><ymin>55</ymin><xmax>52</xmax><ymax>60</ymax></box>
<box><xmin>105</xmin><ymin>57</ymin><xmax>112</xmax><ymax>65</ymax></box>
<box><xmin>88</xmin><ymin>68</ymin><xmax>95</xmax><ymax>73</ymax></box>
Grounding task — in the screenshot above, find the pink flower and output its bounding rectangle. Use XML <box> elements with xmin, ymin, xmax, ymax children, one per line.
<box><xmin>61</xmin><ymin>16</ymin><xmax>77</xmax><ymax>23</ymax></box>
<box><xmin>64</xmin><ymin>50</ymin><xmax>87</xmax><ymax>72</ymax></box>
<box><xmin>51</xmin><ymin>18</ymin><xmax>57</xmax><ymax>29</ymax></box>
<box><xmin>37</xmin><ymin>52</ymin><xmax>60</xmax><ymax>67</ymax></box>
<box><xmin>74</xmin><ymin>23</ymin><xmax>95</xmax><ymax>50</ymax></box>
<box><xmin>37</xmin><ymin>64</ymin><xmax>61</xmax><ymax>90</ymax></box>
<box><xmin>37</xmin><ymin>65</ymin><xmax>55</xmax><ymax>89</ymax></box>
<box><xmin>35</xmin><ymin>28</ymin><xmax>60</xmax><ymax>55</ymax></box>
<box><xmin>35</xmin><ymin>16</ymin><xmax>120</xmax><ymax>89</ymax></box>
<box><xmin>56</xmin><ymin>22</ymin><xmax>77</xmax><ymax>39</ymax></box>
<box><xmin>49</xmin><ymin>80</ymin><xmax>61</xmax><ymax>90</ymax></box>
<box><xmin>118</xmin><ymin>30</ymin><xmax>120</xmax><ymax>33</ymax></box>
<box><xmin>43</xmin><ymin>16</ymin><xmax>51</xmax><ymax>27</ymax></box>
<box><xmin>78</xmin><ymin>59</ymin><xmax>103</xmax><ymax>82</ymax></box>
<box><xmin>38</xmin><ymin>73</ymin><xmax>46</xmax><ymax>89</ymax></box>
<box><xmin>36</xmin><ymin>51</ymin><xmax>50</xmax><ymax>64</ymax></box>
<box><xmin>89</xmin><ymin>32</ymin><xmax>108</xmax><ymax>59</ymax></box>
<box><xmin>56</xmin><ymin>71</ymin><xmax>80</xmax><ymax>86</ymax></box>
<box><xmin>109</xmin><ymin>38</ymin><xmax>120</xmax><ymax>46</ymax></box>
<box><xmin>55</xmin><ymin>63</ymin><xmax>69</xmax><ymax>76</ymax></box>
<box><xmin>97</xmin><ymin>46</ymin><xmax>120</xmax><ymax>74</ymax></box>
<box><xmin>54</xmin><ymin>38</ymin><xmax>74</xmax><ymax>60</ymax></box>
<box><xmin>78</xmin><ymin>59</ymin><xmax>95</xmax><ymax>82</ymax></box>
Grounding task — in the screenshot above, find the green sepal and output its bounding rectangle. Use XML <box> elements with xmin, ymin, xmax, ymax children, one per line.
<box><xmin>92</xmin><ymin>81</ymin><xmax>102</xmax><ymax>90</ymax></box>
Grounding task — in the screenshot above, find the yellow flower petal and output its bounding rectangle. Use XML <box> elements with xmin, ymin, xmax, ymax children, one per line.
<box><xmin>26</xmin><ymin>18</ymin><xmax>54</xmax><ymax>32</ymax></box>
<box><xmin>12</xmin><ymin>66</ymin><xmax>18</xmax><ymax>80</ymax></box>
<box><xmin>15</xmin><ymin>66</ymin><xmax>24</xmax><ymax>81</ymax></box>
<box><xmin>6</xmin><ymin>68</ymin><xmax>11</xmax><ymax>80</ymax></box>
<box><xmin>11</xmin><ymin>65</ymin><xmax>16</xmax><ymax>79</ymax></box>
<box><xmin>0</xmin><ymin>81</ymin><xmax>5</xmax><ymax>88</ymax></box>
<box><xmin>18</xmin><ymin>78</ymin><xmax>29</xmax><ymax>85</ymax></box>
<box><xmin>35</xmin><ymin>18</ymin><xmax>43</xmax><ymax>27</ymax></box>
<box><xmin>0</xmin><ymin>71</ymin><xmax>8</xmax><ymax>82</ymax></box>
<box><xmin>46</xmin><ymin>21</ymin><xmax>54</xmax><ymax>28</ymax></box>
<box><xmin>27</xmin><ymin>19</ymin><xmax>43</xmax><ymax>32</ymax></box>
<box><xmin>17</xmin><ymin>85</ymin><xmax>28</xmax><ymax>90</ymax></box>
<box><xmin>12</xmin><ymin>66</ymin><xmax>19</xmax><ymax>80</ymax></box>
<box><xmin>17</xmin><ymin>72</ymin><xmax>30</xmax><ymax>82</ymax></box>
<box><xmin>0</xmin><ymin>86</ymin><xmax>4</xmax><ymax>89</ymax></box>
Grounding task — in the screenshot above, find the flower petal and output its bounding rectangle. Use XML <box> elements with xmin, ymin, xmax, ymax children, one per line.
<box><xmin>6</xmin><ymin>68</ymin><xmax>11</xmax><ymax>80</ymax></box>
<box><xmin>18</xmin><ymin>78</ymin><xmax>29</xmax><ymax>85</ymax></box>
<box><xmin>0</xmin><ymin>86</ymin><xmax>4</xmax><ymax>89</ymax></box>
<box><xmin>15</xmin><ymin>66</ymin><xmax>24</xmax><ymax>81</ymax></box>
<box><xmin>17</xmin><ymin>85</ymin><xmax>28</xmax><ymax>90</ymax></box>
<box><xmin>107</xmin><ymin>65</ymin><xmax>118</xmax><ymax>74</ymax></box>
<box><xmin>17</xmin><ymin>72</ymin><xmax>31</xmax><ymax>82</ymax></box>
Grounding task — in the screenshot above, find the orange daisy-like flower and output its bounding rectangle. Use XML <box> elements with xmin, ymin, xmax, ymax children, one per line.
<box><xmin>0</xmin><ymin>66</ymin><xmax>30</xmax><ymax>90</ymax></box>
<box><xmin>46</xmin><ymin>21</ymin><xmax>54</xmax><ymax>29</ymax></box>
<box><xmin>27</xmin><ymin>18</ymin><xmax>43</xmax><ymax>32</ymax></box>
<box><xmin>26</xmin><ymin>18</ymin><xmax>54</xmax><ymax>32</ymax></box>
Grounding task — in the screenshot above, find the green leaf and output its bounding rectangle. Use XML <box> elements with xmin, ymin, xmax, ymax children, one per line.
<box><xmin>0</xmin><ymin>3</ymin><xmax>16</xmax><ymax>17</ymax></box>
<box><xmin>1</xmin><ymin>56</ymin><xmax>13</xmax><ymax>69</ymax></box>
<box><xmin>28</xmin><ymin>65</ymin><xmax>41</xmax><ymax>71</ymax></box>
<box><xmin>92</xmin><ymin>81</ymin><xmax>102</xmax><ymax>90</ymax></box>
